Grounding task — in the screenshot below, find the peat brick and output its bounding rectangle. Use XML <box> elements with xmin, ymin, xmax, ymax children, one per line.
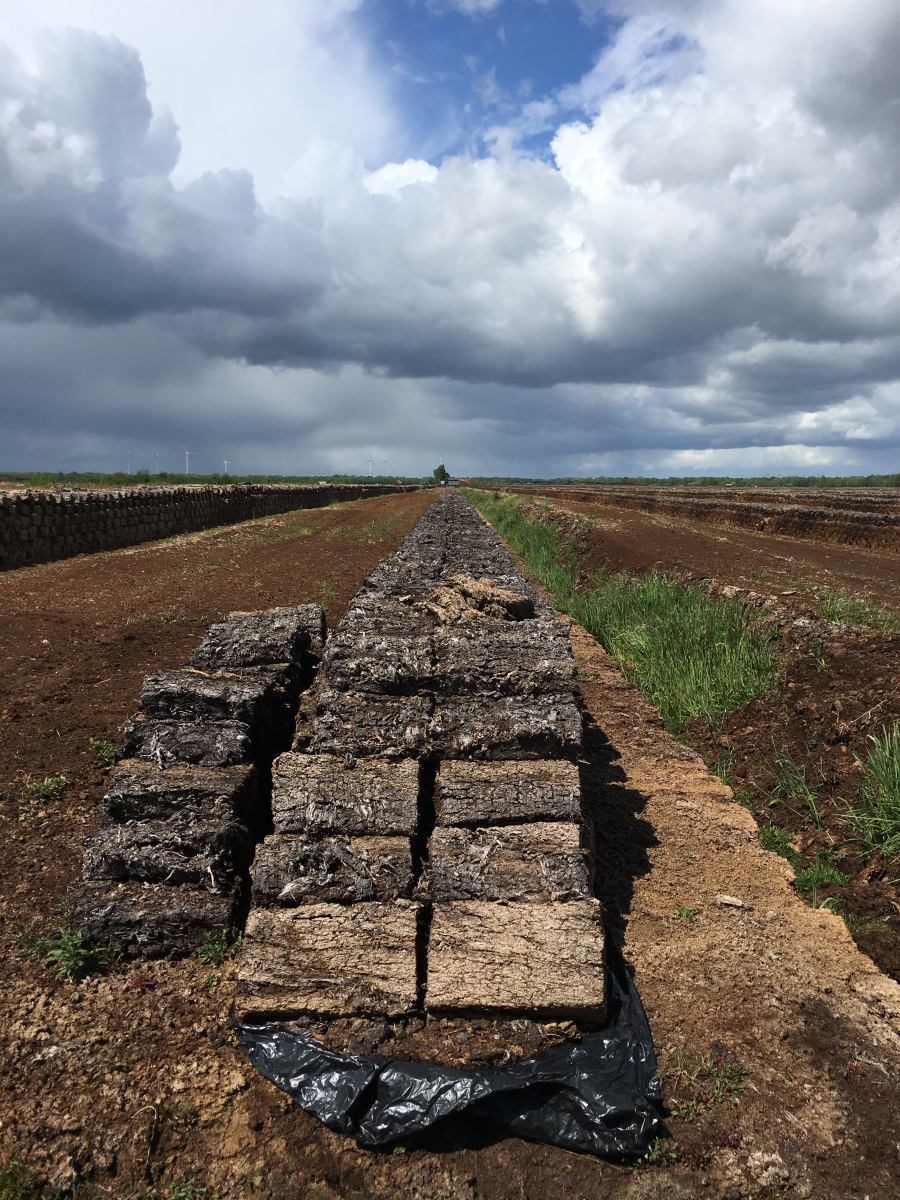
<box><xmin>271</xmin><ymin>753</ymin><xmax>419</xmax><ymax>836</ymax></box>
<box><xmin>422</xmin><ymin>823</ymin><xmax>591</xmax><ymax>903</ymax></box>
<box><xmin>140</xmin><ymin>669</ymin><xmax>295</xmax><ymax>753</ymax></box>
<box><xmin>81</xmin><ymin>815</ymin><xmax>253</xmax><ymax>893</ymax></box>
<box><xmin>251</xmin><ymin>834</ymin><xmax>413</xmax><ymax>905</ymax></box>
<box><xmin>121</xmin><ymin>717</ymin><xmax>254</xmax><ymax>767</ymax></box>
<box><xmin>312</xmin><ymin>688</ymin><xmax>434</xmax><ymax>758</ymax></box>
<box><xmin>426</xmin><ymin>899</ymin><xmax>606</xmax><ymax>1020</ymax></box>
<box><xmin>434</xmin><ymin>759</ymin><xmax>582</xmax><ymax>826</ymax></box>
<box><xmin>292</xmin><ymin>604</ymin><xmax>327</xmax><ymax>656</ymax></box>
<box><xmin>71</xmin><ymin>879</ymin><xmax>244</xmax><ymax>957</ymax></box>
<box><xmin>429</xmin><ymin>694</ymin><xmax>582</xmax><ymax>759</ymax></box>
<box><xmin>363</xmin><ymin>558</ymin><xmax>445</xmax><ymax>597</ymax></box>
<box><xmin>340</xmin><ymin>593</ymin><xmax>434</xmax><ymax>638</ymax></box>
<box><xmin>324</xmin><ymin>632</ymin><xmax>435</xmax><ymax>693</ymax></box>
<box><xmin>235</xmin><ymin>902</ymin><xmax>419</xmax><ymax>1018</ymax></box>
<box><xmin>433</xmin><ymin>621</ymin><xmax>576</xmax><ymax>696</ymax></box>
<box><xmin>187</xmin><ymin>605</ymin><xmax>324</xmax><ymax>670</ymax></box>
<box><xmin>99</xmin><ymin>762</ymin><xmax>258</xmax><ymax>825</ymax></box>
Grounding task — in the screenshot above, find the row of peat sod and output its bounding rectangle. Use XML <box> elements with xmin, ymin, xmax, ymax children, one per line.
<box><xmin>235</xmin><ymin>489</ymin><xmax>607</xmax><ymax>1028</ymax></box>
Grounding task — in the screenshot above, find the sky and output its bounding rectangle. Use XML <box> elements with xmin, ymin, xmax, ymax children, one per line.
<box><xmin>0</xmin><ymin>0</ymin><xmax>899</xmax><ymax>479</ymax></box>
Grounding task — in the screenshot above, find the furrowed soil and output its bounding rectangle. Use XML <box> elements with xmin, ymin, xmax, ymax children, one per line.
<box><xmin>2</xmin><ymin>486</ymin><xmax>900</xmax><ymax>1199</ymax></box>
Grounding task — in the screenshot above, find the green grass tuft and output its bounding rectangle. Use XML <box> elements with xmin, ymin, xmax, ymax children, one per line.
<box><xmin>469</xmin><ymin>490</ymin><xmax>779</xmax><ymax>734</ymax></box>
<box><xmin>765</xmin><ymin>741</ymin><xmax>823</xmax><ymax>828</ymax></box>
<box><xmin>758</xmin><ymin>825</ymin><xmax>800</xmax><ymax>862</ymax></box>
<box><xmin>843</xmin><ymin>720</ymin><xmax>900</xmax><ymax>860</ymax></box>
<box><xmin>0</xmin><ymin>1142</ymin><xmax>82</xmax><ymax>1200</ymax></box>
<box><xmin>23</xmin><ymin>777</ymin><xmax>68</xmax><ymax>805</ymax></box>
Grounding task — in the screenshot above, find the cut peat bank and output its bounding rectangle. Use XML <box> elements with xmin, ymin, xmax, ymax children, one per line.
<box><xmin>0</xmin><ymin>481</ymin><xmax>418</xmax><ymax>570</ymax></box>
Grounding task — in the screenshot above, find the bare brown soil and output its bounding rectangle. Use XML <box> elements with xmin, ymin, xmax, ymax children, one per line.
<box><xmin>517</xmin><ymin>485</ymin><xmax>900</xmax><ymax>514</ymax></box>
<box><xmin>504</xmin><ymin>488</ymin><xmax>900</xmax><ymax>609</ymax></box>
<box><xmin>506</xmin><ymin>484</ymin><xmax>900</xmax><ymax>554</ymax></box>
<box><xmin>3</xmin><ymin>489</ymin><xmax>900</xmax><ymax>1198</ymax></box>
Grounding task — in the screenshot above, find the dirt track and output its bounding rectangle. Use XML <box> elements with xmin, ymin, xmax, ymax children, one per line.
<box><xmin>2</xmin><ymin>489</ymin><xmax>900</xmax><ymax>1198</ymax></box>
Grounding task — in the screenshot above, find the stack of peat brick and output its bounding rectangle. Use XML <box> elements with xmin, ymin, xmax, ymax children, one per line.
<box><xmin>236</xmin><ymin>489</ymin><xmax>606</xmax><ymax>1030</ymax></box>
<box><xmin>71</xmin><ymin>606</ymin><xmax>324</xmax><ymax>956</ymax></box>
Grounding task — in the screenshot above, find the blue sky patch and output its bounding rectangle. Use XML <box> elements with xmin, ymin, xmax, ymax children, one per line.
<box><xmin>358</xmin><ymin>0</ymin><xmax>616</xmax><ymax>161</ymax></box>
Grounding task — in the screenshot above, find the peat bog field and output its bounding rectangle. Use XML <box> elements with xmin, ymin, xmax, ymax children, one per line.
<box><xmin>1</xmin><ymin>485</ymin><xmax>900</xmax><ymax>1200</ymax></box>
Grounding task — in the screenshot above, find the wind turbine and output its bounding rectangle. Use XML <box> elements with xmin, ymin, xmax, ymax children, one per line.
<box><xmin>367</xmin><ymin>452</ymin><xmax>374</xmax><ymax>477</ymax></box>
<box><xmin>185</xmin><ymin>451</ymin><xmax>190</xmax><ymax>475</ymax></box>
<box><xmin>224</xmin><ymin>460</ymin><xmax>229</xmax><ymax>475</ymax></box>
<box><xmin>384</xmin><ymin>459</ymin><xmax>391</xmax><ymax>475</ymax></box>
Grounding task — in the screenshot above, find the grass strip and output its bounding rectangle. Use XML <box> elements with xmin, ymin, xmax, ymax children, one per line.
<box><xmin>469</xmin><ymin>489</ymin><xmax>780</xmax><ymax>735</ymax></box>
<box><xmin>815</xmin><ymin>588</ymin><xmax>900</xmax><ymax>635</ymax></box>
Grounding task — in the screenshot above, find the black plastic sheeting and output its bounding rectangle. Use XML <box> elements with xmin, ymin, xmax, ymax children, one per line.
<box><xmin>234</xmin><ymin>949</ymin><xmax>668</xmax><ymax>1159</ymax></box>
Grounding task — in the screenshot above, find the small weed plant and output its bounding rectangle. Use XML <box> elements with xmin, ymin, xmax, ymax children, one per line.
<box><xmin>24</xmin><ymin>776</ymin><xmax>68</xmax><ymax>805</ymax></box>
<box><xmin>469</xmin><ymin>491</ymin><xmax>779</xmax><ymax>735</ymax></box>
<box><xmin>665</xmin><ymin>1049</ymin><xmax>745</xmax><ymax>1121</ymax></box>
<box><xmin>808</xmin><ymin>639</ymin><xmax>828</xmax><ymax>670</ymax></box>
<box><xmin>171</xmin><ymin>1103</ymin><xmax>199</xmax><ymax>1128</ymax></box>
<box><xmin>793</xmin><ymin>851</ymin><xmax>848</xmax><ymax>907</ymax></box>
<box><xmin>18</xmin><ymin>926</ymin><xmax>117</xmax><ymax>983</ymax></box>
<box><xmin>88</xmin><ymin>736</ymin><xmax>120</xmax><ymax>766</ymax></box>
<box><xmin>316</xmin><ymin>581</ymin><xmax>337</xmax><ymax>608</ymax></box>
<box><xmin>815</xmin><ymin>588</ymin><xmax>900</xmax><ymax>635</ymax></box>
<box><xmin>758</xmin><ymin>825</ymin><xmax>800</xmax><ymax>863</ymax></box>
<box><xmin>675</xmin><ymin>907</ymin><xmax>699</xmax><ymax>921</ymax></box>
<box><xmin>163</xmin><ymin>1179</ymin><xmax>217</xmax><ymax>1200</ymax></box>
<box><xmin>193</xmin><ymin>928</ymin><xmax>242</xmax><ymax>967</ymax></box>
<box><xmin>843</xmin><ymin>720</ymin><xmax>900</xmax><ymax>860</ymax></box>
<box><xmin>0</xmin><ymin>1142</ymin><xmax>72</xmax><ymax>1200</ymax></box>
<box><xmin>765</xmin><ymin>742</ymin><xmax>823</xmax><ymax>828</ymax></box>
<box><xmin>638</xmin><ymin>1138</ymin><xmax>679</xmax><ymax>1167</ymax></box>
<box><xmin>731</xmin><ymin>785</ymin><xmax>758</xmax><ymax>812</ymax></box>
<box><xmin>128</xmin><ymin>969</ymin><xmax>156</xmax><ymax>993</ymax></box>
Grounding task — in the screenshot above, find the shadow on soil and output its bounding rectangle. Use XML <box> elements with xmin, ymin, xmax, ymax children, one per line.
<box><xmin>579</xmin><ymin>716</ymin><xmax>659</xmax><ymax>952</ymax></box>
